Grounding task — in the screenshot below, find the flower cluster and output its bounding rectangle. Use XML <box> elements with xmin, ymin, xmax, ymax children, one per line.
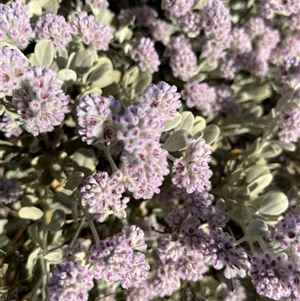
<box><xmin>48</xmin><ymin>261</ymin><xmax>94</xmax><ymax>301</ymax></box>
<box><xmin>76</xmin><ymin>93</ymin><xmax>123</xmax><ymax>145</ymax></box>
<box><xmin>90</xmin><ymin>225</ymin><xmax>149</xmax><ymax>288</ymax></box>
<box><xmin>0</xmin><ymin>47</ymin><xmax>29</xmax><ymax>96</ymax></box>
<box><xmin>34</xmin><ymin>14</ymin><xmax>75</xmax><ymax>52</ymax></box>
<box><xmin>171</xmin><ymin>138</ymin><xmax>212</xmax><ymax>194</ymax></box>
<box><xmin>0</xmin><ymin>0</ymin><xmax>34</xmax><ymax>49</ymax></box>
<box><xmin>164</xmin><ymin>35</ymin><xmax>197</xmax><ymax>81</ymax></box>
<box><xmin>0</xmin><ymin>177</ymin><xmax>23</xmax><ymax>205</ymax></box>
<box><xmin>71</xmin><ymin>11</ymin><xmax>113</xmax><ymax>52</ymax></box>
<box><xmin>80</xmin><ymin>170</ymin><xmax>130</xmax><ymax>222</ymax></box>
<box><xmin>130</xmin><ymin>37</ymin><xmax>160</xmax><ymax>74</ymax></box>
<box><xmin>12</xmin><ymin>66</ymin><xmax>71</xmax><ymax>137</ymax></box>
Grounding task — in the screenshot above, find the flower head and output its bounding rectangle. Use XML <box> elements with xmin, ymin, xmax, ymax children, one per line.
<box><xmin>47</xmin><ymin>261</ymin><xmax>94</xmax><ymax>301</ymax></box>
<box><xmin>164</xmin><ymin>0</ymin><xmax>195</xmax><ymax>18</ymax></box>
<box><xmin>209</xmin><ymin>229</ymin><xmax>250</xmax><ymax>279</ymax></box>
<box><xmin>249</xmin><ymin>252</ymin><xmax>294</xmax><ymax>300</ymax></box>
<box><xmin>12</xmin><ymin>67</ymin><xmax>70</xmax><ymax>137</ymax></box>
<box><xmin>80</xmin><ymin>170</ymin><xmax>130</xmax><ymax>222</ymax></box>
<box><xmin>90</xmin><ymin>226</ymin><xmax>150</xmax><ymax>289</ymax></box>
<box><xmin>140</xmin><ymin>81</ymin><xmax>182</xmax><ymax>119</ymax></box>
<box><xmin>76</xmin><ymin>93</ymin><xmax>123</xmax><ymax>145</ymax></box>
<box><xmin>0</xmin><ymin>1</ymin><xmax>34</xmax><ymax>49</ymax></box>
<box><xmin>72</xmin><ymin>12</ymin><xmax>113</xmax><ymax>53</ymax></box>
<box><xmin>171</xmin><ymin>138</ymin><xmax>212</xmax><ymax>194</ymax></box>
<box><xmin>34</xmin><ymin>14</ymin><xmax>74</xmax><ymax>52</ymax></box>
<box><xmin>182</xmin><ymin>82</ymin><xmax>218</xmax><ymax>115</ymax></box>
<box><xmin>0</xmin><ymin>112</ymin><xmax>22</xmax><ymax>138</ymax></box>
<box><xmin>0</xmin><ymin>178</ymin><xmax>23</xmax><ymax>205</ymax></box>
<box><xmin>130</xmin><ymin>37</ymin><xmax>160</xmax><ymax>74</ymax></box>
<box><xmin>0</xmin><ymin>47</ymin><xmax>30</xmax><ymax>96</ymax></box>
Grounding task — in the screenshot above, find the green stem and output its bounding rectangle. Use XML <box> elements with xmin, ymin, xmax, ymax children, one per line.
<box><xmin>69</xmin><ymin>216</ymin><xmax>86</xmax><ymax>248</ymax></box>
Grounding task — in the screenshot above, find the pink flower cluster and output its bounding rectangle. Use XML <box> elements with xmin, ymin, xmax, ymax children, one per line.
<box><xmin>12</xmin><ymin>66</ymin><xmax>71</xmax><ymax>137</ymax></box>
<box><xmin>80</xmin><ymin>170</ymin><xmax>130</xmax><ymax>222</ymax></box>
<box><xmin>0</xmin><ymin>0</ymin><xmax>34</xmax><ymax>49</ymax></box>
<box><xmin>90</xmin><ymin>225</ymin><xmax>149</xmax><ymax>288</ymax></box>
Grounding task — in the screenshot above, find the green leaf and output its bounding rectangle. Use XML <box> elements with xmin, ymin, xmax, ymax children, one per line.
<box><xmin>247</xmin><ymin>173</ymin><xmax>273</xmax><ymax>195</ymax></box>
<box><xmin>163</xmin><ymin>112</ymin><xmax>182</xmax><ymax>131</ymax></box>
<box><xmin>87</xmin><ymin>63</ymin><xmax>112</xmax><ymax>84</ymax></box>
<box><xmin>46</xmin><ymin>209</ymin><xmax>66</xmax><ymax>231</ymax></box>
<box><xmin>202</xmin><ymin>125</ymin><xmax>220</xmax><ymax>144</ymax></box>
<box><xmin>19</xmin><ymin>207</ymin><xmax>44</xmax><ymax>220</ymax></box>
<box><xmin>175</xmin><ymin>112</ymin><xmax>194</xmax><ymax>132</ymax></box>
<box><xmin>57</xmin><ymin>69</ymin><xmax>77</xmax><ymax>87</ymax></box>
<box><xmin>34</xmin><ymin>39</ymin><xmax>54</xmax><ymax>67</ymax></box>
<box><xmin>74</xmin><ymin>50</ymin><xmax>94</xmax><ymax>75</ymax></box>
<box><xmin>55</xmin><ymin>188</ymin><xmax>74</xmax><ymax>204</ymax></box>
<box><xmin>247</xmin><ymin>219</ymin><xmax>268</xmax><ymax>236</ymax></box>
<box><xmin>0</xmin><ymin>105</ymin><xmax>5</xmax><ymax>115</ymax></box>
<box><xmin>191</xmin><ymin>116</ymin><xmax>206</xmax><ymax>135</ymax></box>
<box><xmin>64</xmin><ymin>171</ymin><xmax>85</xmax><ymax>191</ymax></box>
<box><xmin>259</xmin><ymin>191</ymin><xmax>289</xmax><ymax>216</ymax></box>
<box><xmin>245</xmin><ymin>165</ymin><xmax>270</xmax><ymax>184</ymax></box>
<box><xmin>132</xmin><ymin>71</ymin><xmax>152</xmax><ymax>94</ymax></box>
<box><xmin>26</xmin><ymin>247</ymin><xmax>41</xmax><ymax>275</ymax></box>
<box><xmin>73</xmin><ymin>148</ymin><xmax>98</xmax><ymax>176</ymax></box>
<box><xmin>162</xmin><ymin>129</ymin><xmax>191</xmax><ymax>152</ymax></box>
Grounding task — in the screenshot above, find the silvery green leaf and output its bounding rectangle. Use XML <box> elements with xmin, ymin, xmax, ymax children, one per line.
<box><xmin>259</xmin><ymin>191</ymin><xmax>288</xmax><ymax>216</ymax></box>
<box><xmin>55</xmin><ymin>188</ymin><xmax>74</xmax><ymax>204</ymax></box>
<box><xmin>247</xmin><ymin>173</ymin><xmax>273</xmax><ymax>195</ymax></box>
<box><xmin>202</xmin><ymin>125</ymin><xmax>220</xmax><ymax>144</ymax></box>
<box><xmin>28</xmin><ymin>221</ymin><xmax>44</xmax><ymax>246</ymax></box>
<box><xmin>235</xmin><ymin>82</ymin><xmax>271</xmax><ymax>103</ymax></box>
<box><xmin>247</xmin><ymin>219</ymin><xmax>268</xmax><ymax>236</ymax></box>
<box><xmin>26</xmin><ymin>247</ymin><xmax>41</xmax><ymax>275</ymax></box>
<box><xmin>74</xmin><ymin>50</ymin><xmax>94</xmax><ymax>75</ymax></box>
<box><xmin>0</xmin><ymin>219</ymin><xmax>8</xmax><ymax>236</ymax></box>
<box><xmin>191</xmin><ymin>116</ymin><xmax>206</xmax><ymax>135</ymax></box>
<box><xmin>122</xmin><ymin>66</ymin><xmax>139</xmax><ymax>87</ymax></box>
<box><xmin>115</xmin><ymin>27</ymin><xmax>133</xmax><ymax>43</ymax></box>
<box><xmin>31</xmin><ymin>155</ymin><xmax>54</xmax><ymax>170</ymax></box>
<box><xmin>73</xmin><ymin>148</ymin><xmax>98</xmax><ymax>176</ymax></box>
<box><xmin>46</xmin><ymin>209</ymin><xmax>66</xmax><ymax>231</ymax></box>
<box><xmin>64</xmin><ymin>171</ymin><xmax>85</xmax><ymax>191</ymax></box>
<box><xmin>175</xmin><ymin>112</ymin><xmax>194</xmax><ymax>132</ymax></box>
<box><xmin>197</xmin><ymin>59</ymin><xmax>218</xmax><ymax>73</ymax></box>
<box><xmin>19</xmin><ymin>207</ymin><xmax>44</xmax><ymax>220</ymax></box>
<box><xmin>245</xmin><ymin>165</ymin><xmax>270</xmax><ymax>184</ymax></box>
<box><xmin>87</xmin><ymin>62</ymin><xmax>112</xmax><ymax>84</ymax></box>
<box><xmin>258</xmin><ymin>142</ymin><xmax>282</xmax><ymax>158</ymax></box>
<box><xmin>132</xmin><ymin>71</ymin><xmax>152</xmax><ymax>94</ymax></box>
<box><xmin>34</xmin><ymin>39</ymin><xmax>54</xmax><ymax>67</ymax></box>
<box><xmin>215</xmin><ymin>198</ymin><xmax>226</xmax><ymax>210</ymax></box>
<box><xmin>276</xmin><ymin>141</ymin><xmax>296</xmax><ymax>152</ymax></box>
<box><xmin>91</xmin><ymin>70</ymin><xmax>121</xmax><ymax>89</ymax></box>
<box><xmin>193</xmin><ymin>130</ymin><xmax>203</xmax><ymax>141</ymax></box>
<box><xmin>162</xmin><ymin>129</ymin><xmax>191</xmax><ymax>152</ymax></box>
<box><xmin>21</xmin><ymin>195</ymin><xmax>39</xmax><ymax>206</ymax></box>
<box><xmin>57</xmin><ymin>69</ymin><xmax>77</xmax><ymax>87</ymax></box>
<box><xmin>28</xmin><ymin>1</ymin><xmax>42</xmax><ymax>16</ymax></box>
<box><xmin>44</xmin><ymin>250</ymin><xmax>63</xmax><ymax>263</ymax></box>
<box><xmin>227</xmin><ymin>170</ymin><xmax>244</xmax><ymax>185</ymax></box>
<box><xmin>163</xmin><ymin>112</ymin><xmax>182</xmax><ymax>131</ymax></box>
<box><xmin>232</xmin><ymin>185</ymin><xmax>250</xmax><ymax>202</ymax></box>
<box><xmin>27</xmin><ymin>53</ymin><xmax>39</xmax><ymax>66</ymax></box>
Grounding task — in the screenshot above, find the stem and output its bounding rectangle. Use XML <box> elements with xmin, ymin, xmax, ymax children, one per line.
<box><xmin>76</xmin><ymin>191</ymin><xmax>100</xmax><ymax>244</ymax></box>
<box><xmin>69</xmin><ymin>216</ymin><xmax>86</xmax><ymax>248</ymax></box>
<box><xmin>103</xmin><ymin>144</ymin><xmax>118</xmax><ymax>173</ymax></box>
<box><xmin>167</xmin><ymin>154</ymin><xmax>176</xmax><ymax>162</ymax></box>
<box><xmin>257</xmin><ymin>236</ymin><xmax>268</xmax><ymax>252</ymax></box>
<box><xmin>234</xmin><ymin>234</ymin><xmax>249</xmax><ymax>246</ymax></box>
